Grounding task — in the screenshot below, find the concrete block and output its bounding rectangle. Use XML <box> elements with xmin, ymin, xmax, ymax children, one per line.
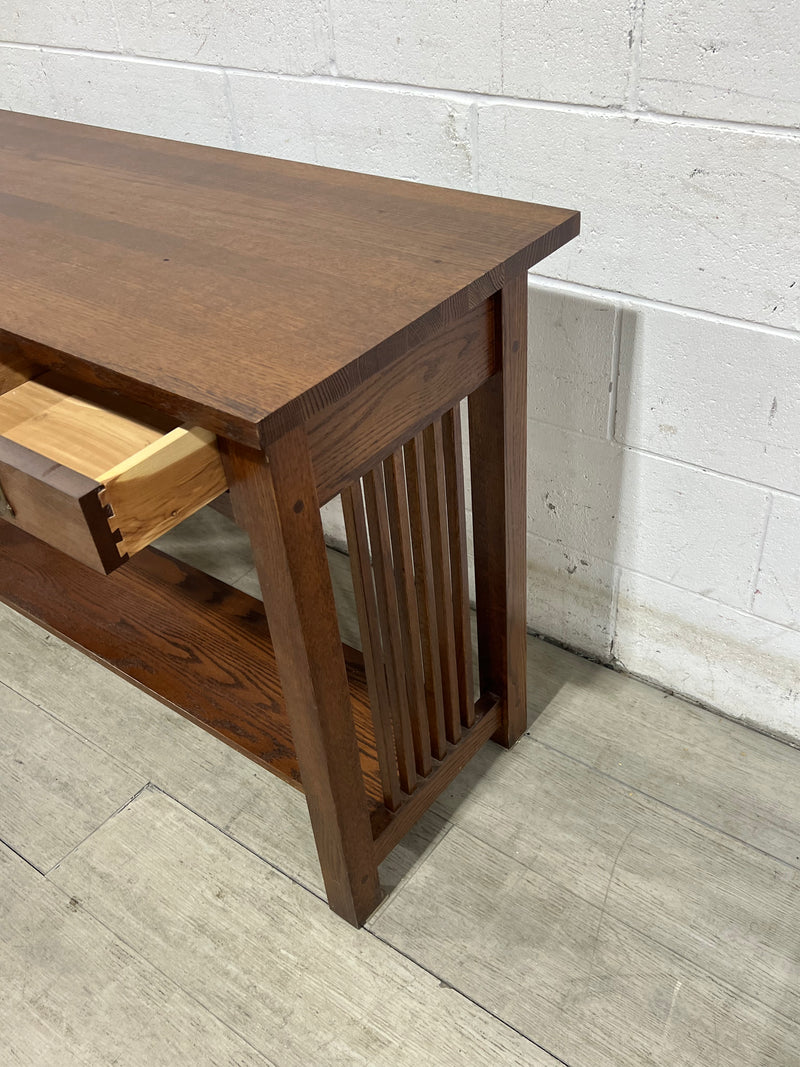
<box><xmin>528</xmin><ymin>280</ymin><xmax>616</xmax><ymax>438</ymax></box>
<box><xmin>754</xmin><ymin>493</ymin><xmax>800</xmax><ymax>630</ymax></box>
<box><xmin>0</xmin><ymin>45</ymin><xmax>49</xmax><ymax>116</ymax></box>
<box><xmin>614</xmin><ymin>570</ymin><xmax>800</xmax><ymax>740</ymax></box>
<box><xmin>331</xmin><ymin>0</ymin><xmax>502</xmax><ymax>93</ymax></box>
<box><xmin>526</xmin><ymin>532</ymin><xmax>616</xmax><ymax>659</ymax></box>
<box><xmin>640</xmin><ymin>0</ymin><xmax>800</xmax><ymax>127</ymax></box>
<box><xmin>526</xmin><ymin>423</ymin><xmax>622</xmax><ymax>561</ymax></box>
<box><xmin>617</xmin><ymin>302</ymin><xmax>800</xmax><ymax>495</ymax></box>
<box><xmin>501</xmin><ymin>0</ymin><xmax>631</xmax><ymax>106</ymax></box>
<box><xmin>331</xmin><ymin>0</ymin><xmax>630</xmax><ymax>105</ymax></box>
<box><xmin>477</xmin><ymin>105</ymin><xmax>800</xmax><ymax>330</ymax></box>
<box><xmin>228</xmin><ymin>73</ymin><xmax>474</xmax><ymax>188</ymax></box>
<box><xmin>115</xmin><ymin>0</ymin><xmax>331</xmax><ymax>76</ymax></box>
<box><xmin>0</xmin><ymin>47</ymin><xmax>234</xmax><ymax>148</ymax></box>
<box><xmin>0</xmin><ymin>0</ymin><xmax>119</xmax><ymax>51</ymax></box>
<box><xmin>614</xmin><ymin>450</ymin><xmax>767</xmax><ymax>609</ymax></box>
<box><xmin>527</xmin><ymin>424</ymin><xmax>768</xmax><ymax>608</ymax></box>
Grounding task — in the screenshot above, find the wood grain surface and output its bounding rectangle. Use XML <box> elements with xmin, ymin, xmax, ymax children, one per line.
<box><xmin>221</xmin><ymin>433</ymin><xmax>383</xmax><ymax>925</ymax></box>
<box><xmin>0</xmin><ymin>111</ymin><xmax>578</xmax><ymax>445</ymax></box>
<box><xmin>0</xmin><ymin>522</ymin><xmax>385</xmax><ymax>811</ymax></box>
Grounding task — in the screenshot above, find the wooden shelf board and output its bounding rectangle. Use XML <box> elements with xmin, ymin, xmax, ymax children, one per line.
<box><xmin>0</xmin><ymin>523</ymin><xmax>384</xmax><ymax>809</ymax></box>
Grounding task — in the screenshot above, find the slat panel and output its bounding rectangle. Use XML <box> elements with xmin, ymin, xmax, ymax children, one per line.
<box><xmin>404</xmin><ymin>435</ymin><xmax>447</xmax><ymax>760</ymax></box>
<box><xmin>442</xmin><ymin>405</ymin><xmax>475</xmax><ymax>727</ymax></box>
<box><xmin>342</xmin><ymin>483</ymin><xmax>402</xmax><ymax>812</ymax></box>
<box><xmin>422</xmin><ymin>421</ymin><xmax>461</xmax><ymax>744</ymax></box>
<box><xmin>383</xmin><ymin>450</ymin><xmax>432</xmax><ymax>777</ymax></box>
<box><xmin>363</xmin><ymin>468</ymin><xmax>417</xmax><ymax>794</ymax></box>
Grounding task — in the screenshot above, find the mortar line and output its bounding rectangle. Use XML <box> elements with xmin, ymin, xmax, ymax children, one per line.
<box><xmin>527</xmin><ymin>523</ymin><xmax>799</xmax><ymax>635</ymax></box>
<box><xmin>607</xmin><ymin>303</ymin><xmax>623</xmax><ymax>441</ymax></box>
<box><xmin>3</xmin><ymin>40</ymin><xmax>800</xmax><ymax>140</ymax></box>
<box><xmin>625</xmin><ymin>0</ymin><xmax>646</xmax><ymax>111</ymax></box>
<box><xmin>222</xmin><ymin>69</ymin><xmax>243</xmax><ymax>150</ymax></box>
<box><xmin>525</xmin><ymin>412</ymin><xmax>800</xmax><ymax>500</ymax></box>
<box><xmin>529</xmin><ymin>275</ymin><xmax>800</xmax><ymax>341</ymax></box>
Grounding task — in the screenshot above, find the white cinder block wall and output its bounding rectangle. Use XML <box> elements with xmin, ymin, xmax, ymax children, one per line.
<box><xmin>1</xmin><ymin>3</ymin><xmax>799</xmax><ymax>739</ymax></box>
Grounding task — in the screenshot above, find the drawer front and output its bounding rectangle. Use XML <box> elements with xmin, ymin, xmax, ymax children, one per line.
<box><xmin>0</xmin><ymin>377</ymin><xmax>228</xmax><ymax>574</ymax></box>
<box><xmin>0</xmin><ymin>436</ymin><xmax>127</xmax><ymax>572</ymax></box>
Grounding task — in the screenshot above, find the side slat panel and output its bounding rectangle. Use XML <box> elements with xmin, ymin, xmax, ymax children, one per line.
<box><xmin>363</xmin><ymin>467</ymin><xmax>418</xmax><ymax>794</ymax></box>
<box><xmin>341</xmin><ymin>483</ymin><xmax>402</xmax><ymax>812</ymax></box>
<box><xmin>422</xmin><ymin>420</ymin><xmax>461</xmax><ymax>744</ymax></box>
<box><xmin>341</xmin><ymin>407</ymin><xmax>478</xmax><ymax>809</ymax></box>
<box><xmin>404</xmin><ymin>434</ymin><xmax>448</xmax><ymax>761</ymax></box>
<box><xmin>383</xmin><ymin>449</ymin><xmax>432</xmax><ymax>776</ymax></box>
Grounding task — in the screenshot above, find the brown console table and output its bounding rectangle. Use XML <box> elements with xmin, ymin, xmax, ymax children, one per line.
<box><xmin>0</xmin><ymin>111</ymin><xmax>579</xmax><ymax>926</ymax></box>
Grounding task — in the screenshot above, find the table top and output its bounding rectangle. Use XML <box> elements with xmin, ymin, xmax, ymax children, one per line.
<box><xmin>0</xmin><ymin>111</ymin><xmax>579</xmax><ymax>446</ymax></box>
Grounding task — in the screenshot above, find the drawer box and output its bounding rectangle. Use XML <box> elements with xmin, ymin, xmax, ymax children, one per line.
<box><xmin>0</xmin><ymin>375</ymin><xmax>227</xmax><ymax>573</ymax></box>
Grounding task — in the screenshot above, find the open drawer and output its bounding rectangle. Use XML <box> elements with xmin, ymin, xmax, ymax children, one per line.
<box><xmin>0</xmin><ymin>371</ymin><xmax>228</xmax><ymax>573</ymax></box>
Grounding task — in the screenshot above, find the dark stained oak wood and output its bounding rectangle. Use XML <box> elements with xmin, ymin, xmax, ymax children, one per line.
<box><xmin>383</xmin><ymin>450</ymin><xmax>432</xmax><ymax>778</ymax></box>
<box><xmin>342</xmin><ymin>481</ymin><xmax>403</xmax><ymax>813</ymax></box>
<box><xmin>468</xmin><ymin>274</ymin><xmax>529</xmax><ymax>747</ymax></box>
<box><xmin>0</xmin><ymin>522</ymin><xmax>385</xmax><ymax>802</ymax></box>
<box><xmin>221</xmin><ymin>432</ymin><xmax>382</xmax><ymax>927</ymax></box>
<box><xmin>0</xmin><ymin>343</ymin><xmax>39</xmax><ymax>395</ymax></box>
<box><xmin>0</xmin><ymin>114</ymin><xmax>579</xmax><ymax>926</ymax></box>
<box><xmin>306</xmin><ymin>299</ymin><xmax>495</xmax><ymax>504</ymax></box>
<box><xmin>422</xmin><ymin>420</ymin><xmax>462</xmax><ymax>744</ymax></box>
<box><xmin>0</xmin><ymin>111</ymin><xmax>579</xmax><ymax>447</ymax></box>
<box><xmin>363</xmin><ymin>467</ymin><xmax>418</xmax><ymax>796</ymax></box>
<box><xmin>371</xmin><ymin>694</ymin><xmax>501</xmax><ymax>863</ymax></box>
<box><xmin>0</xmin><ymin>435</ymin><xmax>126</xmax><ymax>573</ymax></box>
<box><xmin>404</xmin><ymin>434</ymin><xmax>448</xmax><ymax>761</ymax></box>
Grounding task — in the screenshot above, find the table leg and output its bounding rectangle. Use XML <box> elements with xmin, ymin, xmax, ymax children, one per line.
<box><xmin>467</xmin><ymin>271</ymin><xmax>528</xmax><ymax>748</ymax></box>
<box><xmin>222</xmin><ymin>430</ymin><xmax>382</xmax><ymax>927</ymax></box>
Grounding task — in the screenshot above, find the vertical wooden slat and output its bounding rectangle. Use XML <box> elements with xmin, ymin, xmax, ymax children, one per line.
<box><xmin>341</xmin><ymin>483</ymin><xmax>402</xmax><ymax>812</ymax></box>
<box><xmin>363</xmin><ymin>467</ymin><xmax>417</xmax><ymax>794</ymax></box>
<box><xmin>442</xmin><ymin>405</ymin><xmax>475</xmax><ymax>728</ymax></box>
<box><xmin>383</xmin><ymin>449</ymin><xmax>432</xmax><ymax>776</ymax></box>
<box><xmin>422</xmin><ymin>420</ymin><xmax>461</xmax><ymax>744</ymax></box>
<box><xmin>467</xmin><ymin>272</ymin><xmax>528</xmax><ymax>747</ymax></box>
<box><xmin>403</xmin><ymin>435</ymin><xmax>447</xmax><ymax>760</ymax></box>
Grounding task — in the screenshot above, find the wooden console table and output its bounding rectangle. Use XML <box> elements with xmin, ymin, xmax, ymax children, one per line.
<box><xmin>0</xmin><ymin>111</ymin><xmax>579</xmax><ymax>926</ymax></box>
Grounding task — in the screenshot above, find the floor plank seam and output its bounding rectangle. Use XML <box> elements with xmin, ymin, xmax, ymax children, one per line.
<box><xmin>524</xmin><ymin>733</ymin><xmax>800</xmax><ymax>874</ymax></box>
<box><xmin>45</xmin><ymin>781</ymin><xmax>154</xmax><ymax>878</ymax></box>
<box><xmin>118</xmin><ymin>785</ymin><xmax>582</xmax><ymax>1059</ymax></box>
<box><xmin>0</xmin><ymin>676</ymin><xmax>148</xmax><ymax>781</ymax></box>
<box><xmin>605</xmin><ymin>901</ymin><xmax>800</xmax><ymax>1031</ymax></box>
<box><xmin>399</xmin><ymin>817</ymin><xmax>800</xmax><ymax>1035</ymax></box>
<box><xmin>365</xmin><ymin>927</ymin><xmax>575</xmax><ymax>1067</ymax></box>
<box><xmin>38</xmin><ymin>874</ymin><xmax>281</xmax><ymax>1067</ymax></box>
<box><xmin>0</xmin><ymin>837</ymin><xmax>47</xmax><ymax>877</ymax></box>
<box><xmin>145</xmin><ymin>783</ymin><xmax>331</xmax><ymax>905</ymax></box>
<box><xmin>374</xmin><ymin>821</ymin><xmax>456</xmax><ymax>919</ymax></box>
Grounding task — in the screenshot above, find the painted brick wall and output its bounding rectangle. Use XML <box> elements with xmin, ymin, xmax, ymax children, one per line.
<box><xmin>1</xmin><ymin>2</ymin><xmax>798</xmax><ymax>739</ymax></box>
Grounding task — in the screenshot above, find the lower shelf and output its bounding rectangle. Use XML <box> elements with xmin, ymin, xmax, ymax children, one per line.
<box><xmin>0</xmin><ymin>522</ymin><xmax>383</xmax><ymax>807</ymax></box>
<box><xmin>0</xmin><ymin>522</ymin><xmax>502</xmax><ymax>856</ymax></box>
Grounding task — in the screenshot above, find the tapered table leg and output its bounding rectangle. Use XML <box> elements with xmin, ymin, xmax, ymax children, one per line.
<box><xmin>222</xmin><ymin>429</ymin><xmax>382</xmax><ymax>927</ymax></box>
<box><xmin>468</xmin><ymin>271</ymin><xmax>528</xmax><ymax>748</ymax></box>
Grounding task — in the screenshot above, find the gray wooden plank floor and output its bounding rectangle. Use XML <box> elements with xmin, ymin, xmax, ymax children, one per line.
<box><xmin>1</xmin><ymin>506</ymin><xmax>799</xmax><ymax>1066</ymax></box>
